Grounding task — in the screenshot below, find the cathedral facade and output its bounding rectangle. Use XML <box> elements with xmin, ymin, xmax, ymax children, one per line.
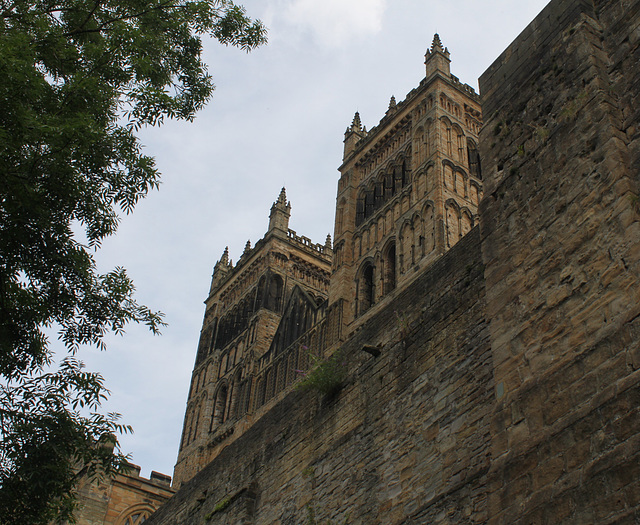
<box><xmin>152</xmin><ymin>1</ymin><xmax>640</xmax><ymax>520</ymax></box>
<box><xmin>174</xmin><ymin>34</ymin><xmax>482</xmax><ymax>487</ymax></box>
<box><xmin>329</xmin><ymin>34</ymin><xmax>483</xmax><ymax>338</ymax></box>
<box><xmin>174</xmin><ymin>189</ymin><xmax>332</xmax><ymax>486</ymax></box>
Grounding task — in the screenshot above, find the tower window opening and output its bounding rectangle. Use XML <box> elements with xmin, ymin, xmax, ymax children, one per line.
<box><xmin>383</xmin><ymin>243</ymin><xmax>396</xmax><ymax>295</ymax></box>
<box><xmin>211</xmin><ymin>385</ymin><xmax>228</xmax><ymax>429</ymax></box>
<box><xmin>357</xmin><ymin>262</ymin><xmax>375</xmax><ymax>316</ymax></box>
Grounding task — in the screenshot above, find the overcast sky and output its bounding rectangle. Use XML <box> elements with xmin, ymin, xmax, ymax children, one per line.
<box><xmin>57</xmin><ymin>0</ymin><xmax>551</xmax><ymax>479</ymax></box>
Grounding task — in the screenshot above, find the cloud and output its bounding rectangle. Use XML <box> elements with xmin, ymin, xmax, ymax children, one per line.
<box><xmin>283</xmin><ymin>0</ymin><xmax>386</xmax><ymax>47</ymax></box>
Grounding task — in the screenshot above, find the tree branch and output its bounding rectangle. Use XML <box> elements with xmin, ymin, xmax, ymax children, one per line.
<box><xmin>63</xmin><ymin>0</ymin><xmax>182</xmax><ymax>37</ymax></box>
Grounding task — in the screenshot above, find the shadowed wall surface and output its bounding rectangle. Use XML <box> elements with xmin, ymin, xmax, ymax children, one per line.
<box><xmin>147</xmin><ymin>0</ymin><xmax>640</xmax><ymax>522</ymax></box>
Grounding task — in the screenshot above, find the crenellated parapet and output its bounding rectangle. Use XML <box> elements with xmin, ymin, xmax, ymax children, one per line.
<box><xmin>286</xmin><ymin>229</ymin><xmax>332</xmax><ymax>260</ymax></box>
<box><xmin>71</xmin><ymin>460</ymin><xmax>174</xmax><ymax>523</ymax></box>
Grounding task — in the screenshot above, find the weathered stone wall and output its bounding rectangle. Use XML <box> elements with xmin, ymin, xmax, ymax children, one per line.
<box><xmin>479</xmin><ymin>0</ymin><xmax>640</xmax><ymax>522</ymax></box>
<box><xmin>176</xmin><ymin>218</ymin><xmax>332</xmax><ymax>487</ymax></box>
<box><xmin>147</xmin><ymin>0</ymin><xmax>640</xmax><ymax>522</ymax></box>
<box><xmin>148</xmin><ymin>227</ymin><xmax>491</xmax><ymax>524</ymax></box>
<box><xmin>71</xmin><ymin>464</ymin><xmax>174</xmax><ymax>524</ymax></box>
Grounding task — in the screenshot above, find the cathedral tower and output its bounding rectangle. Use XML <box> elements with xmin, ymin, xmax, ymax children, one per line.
<box><xmin>328</xmin><ymin>35</ymin><xmax>483</xmax><ymax>340</ymax></box>
<box><xmin>174</xmin><ymin>189</ymin><xmax>332</xmax><ymax>486</ymax></box>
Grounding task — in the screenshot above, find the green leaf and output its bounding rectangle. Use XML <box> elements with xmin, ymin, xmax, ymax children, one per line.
<box><xmin>0</xmin><ymin>0</ymin><xmax>266</xmax><ymax>521</ymax></box>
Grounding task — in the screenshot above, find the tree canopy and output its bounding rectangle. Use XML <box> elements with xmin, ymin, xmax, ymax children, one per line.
<box><xmin>0</xmin><ymin>0</ymin><xmax>266</xmax><ymax>522</ymax></box>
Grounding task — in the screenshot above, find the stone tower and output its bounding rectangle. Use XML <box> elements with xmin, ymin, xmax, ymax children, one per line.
<box><xmin>328</xmin><ymin>35</ymin><xmax>483</xmax><ymax>339</ymax></box>
<box><xmin>147</xmin><ymin>2</ymin><xmax>640</xmax><ymax>520</ymax></box>
<box><xmin>174</xmin><ymin>189</ymin><xmax>332</xmax><ymax>486</ymax></box>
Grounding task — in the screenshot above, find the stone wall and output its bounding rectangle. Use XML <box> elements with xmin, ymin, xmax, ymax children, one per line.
<box><xmin>479</xmin><ymin>0</ymin><xmax>640</xmax><ymax>522</ymax></box>
<box><xmin>147</xmin><ymin>0</ymin><xmax>640</xmax><ymax>522</ymax></box>
<box><xmin>71</xmin><ymin>464</ymin><xmax>174</xmax><ymax>524</ymax></box>
<box><xmin>148</xmin><ymin>227</ymin><xmax>491</xmax><ymax>524</ymax></box>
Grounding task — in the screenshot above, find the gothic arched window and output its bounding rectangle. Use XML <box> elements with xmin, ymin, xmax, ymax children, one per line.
<box><xmin>384</xmin><ymin>173</ymin><xmax>394</xmax><ymax>199</ymax></box>
<box><xmin>255</xmin><ymin>275</ymin><xmax>266</xmax><ymax>310</ymax></box>
<box><xmin>116</xmin><ymin>504</ymin><xmax>156</xmax><ymax>525</ymax></box>
<box><xmin>467</xmin><ymin>139</ymin><xmax>482</xmax><ymax>180</ymax></box>
<box><xmin>357</xmin><ymin>261</ymin><xmax>375</xmax><ymax>316</ymax></box>
<box><xmin>267</xmin><ymin>274</ymin><xmax>284</xmax><ymax>312</ymax></box>
<box><xmin>356</xmin><ymin>192</ymin><xmax>366</xmax><ymax>226</ymax></box>
<box><xmin>364</xmin><ymin>189</ymin><xmax>375</xmax><ymax>219</ymax></box>
<box><xmin>211</xmin><ymin>384</ymin><xmax>228</xmax><ymax>428</ymax></box>
<box><xmin>382</xmin><ymin>242</ymin><xmax>396</xmax><ymax>295</ymax></box>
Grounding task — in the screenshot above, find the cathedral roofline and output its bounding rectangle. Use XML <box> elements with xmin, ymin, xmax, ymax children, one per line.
<box><xmin>338</xmin><ymin>69</ymin><xmax>478</xmax><ymax>171</ymax></box>
<box><xmin>206</xmin><ymin>226</ymin><xmax>332</xmax><ymax>301</ymax></box>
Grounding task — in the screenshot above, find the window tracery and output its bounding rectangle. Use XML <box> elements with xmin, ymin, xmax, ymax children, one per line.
<box><xmin>116</xmin><ymin>504</ymin><xmax>155</xmax><ymax>525</ymax></box>
<box><xmin>355</xmin><ymin>160</ymin><xmax>411</xmax><ymax>228</ymax></box>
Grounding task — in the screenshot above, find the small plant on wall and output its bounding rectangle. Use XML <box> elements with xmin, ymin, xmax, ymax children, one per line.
<box><xmin>296</xmin><ymin>347</ymin><xmax>346</xmax><ymax>397</ymax></box>
<box><xmin>395</xmin><ymin>310</ymin><xmax>410</xmax><ymax>341</ymax></box>
<box><xmin>204</xmin><ymin>495</ymin><xmax>232</xmax><ymax>521</ymax></box>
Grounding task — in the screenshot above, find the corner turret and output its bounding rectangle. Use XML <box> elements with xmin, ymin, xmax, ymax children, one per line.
<box><xmin>324</xmin><ymin>233</ymin><xmax>333</xmax><ymax>255</ymax></box>
<box><xmin>268</xmin><ymin>187</ymin><xmax>291</xmax><ymax>236</ymax></box>
<box><xmin>425</xmin><ymin>33</ymin><xmax>451</xmax><ymax>79</ymax></box>
<box><xmin>210</xmin><ymin>247</ymin><xmax>232</xmax><ymax>293</ymax></box>
<box><xmin>343</xmin><ymin>111</ymin><xmax>367</xmax><ymax>161</ymax></box>
<box><xmin>386</xmin><ymin>95</ymin><xmax>397</xmax><ymax>115</ymax></box>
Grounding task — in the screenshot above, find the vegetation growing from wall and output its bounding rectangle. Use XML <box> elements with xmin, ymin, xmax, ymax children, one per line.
<box><xmin>296</xmin><ymin>348</ymin><xmax>346</xmax><ymax>397</ymax></box>
<box><xmin>204</xmin><ymin>495</ymin><xmax>232</xmax><ymax>520</ymax></box>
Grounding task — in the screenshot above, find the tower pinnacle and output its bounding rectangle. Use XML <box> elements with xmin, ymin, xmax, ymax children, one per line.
<box><xmin>210</xmin><ymin>246</ymin><xmax>232</xmax><ymax>293</ymax></box>
<box><xmin>276</xmin><ymin>187</ymin><xmax>287</xmax><ymax>207</ymax></box>
<box><xmin>386</xmin><ymin>95</ymin><xmax>397</xmax><ymax>115</ymax></box>
<box><xmin>343</xmin><ymin>111</ymin><xmax>367</xmax><ymax>160</ymax></box>
<box><xmin>268</xmin><ymin>187</ymin><xmax>291</xmax><ymax>235</ymax></box>
<box><xmin>348</xmin><ymin>111</ymin><xmax>362</xmax><ymax>133</ymax></box>
<box><xmin>425</xmin><ymin>33</ymin><xmax>451</xmax><ymax>78</ymax></box>
<box><xmin>431</xmin><ymin>33</ymin><xmax>445</xmax><ymax>53</ymax></box>
<box><xmin>219</xmin><ymin>246</ymin><xmax>229</xmax><ymax>265</ymax></box>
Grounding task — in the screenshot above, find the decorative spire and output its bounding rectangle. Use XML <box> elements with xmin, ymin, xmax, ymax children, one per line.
<box><xmin>268</xmin><ymin>187</ymin><xmax>291</xmax><ymax>235</ymax></box>
<box><xmin>431</xmin><ymin>33</ymin><xmax>444</xmax><ymax>53</ymax></box>
<box><xmin>425</xmin><ymin>33</ymin><xmax>451</xmax><ymax>78</ymax></box>
<box><xmin>344</xmin><ymin>111</ymin><xmax>367</xmax><ymax>160</ymax></box>
<box><xmin>219</xmin><ymin>246</ymin><xmax>229</xmax><ymax>265</ymax></box>
<box><xmin>210</xmin><ymin>246</ymin><xmax>231</xmax><ymax>292</ymax></box>
<box><xmin>325</xmin><ymin>234</ymin><xmax>332</xmax><ymax>248</ymax></box>
<box><xmin>242</xmin><ymin>240</ymin><xmax>251</xmax><ymax>256</ymax></box>
<box><xmin>386</xmin><ymin>95</ymin><xmax>397</xmax><ymax>116</ymax></box>
<box><xmin>276</xmin><ymin>187</ymin><xmax>287</xmax><ymax>207</ymax></box>
<box><xmin>350</xmin><ymin>111</ymin><xmax>362</xmax><ymax>132</ymax></box>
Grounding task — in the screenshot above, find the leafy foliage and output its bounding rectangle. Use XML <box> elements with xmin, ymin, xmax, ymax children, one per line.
<box><xmin>0</xmin><ymin>0</ymin><xmax>266</xmax><ymax>522</ymax></box>
<box><xmin>296</xmin><ymin>348</ymin><xmax>346</xmax><ymax>397</ymax></box>
<box><xmin>0</xmin><ymin>0</ymin><xmax>266</xmax><ymax>378</ymax></box>
<box><xmin>204</xmin><ymin>495</ymin><xmax>232</xmax><ymax>520</ymax></box>
<box><xmin>0</xmin><ymin>358</ymin><xmax>131</xmax><ymax>524</ymax></box>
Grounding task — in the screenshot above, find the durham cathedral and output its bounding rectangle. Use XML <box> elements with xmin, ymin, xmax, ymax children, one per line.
<box><xmin>76</xmin><ymin>0</ymin><xmax>640</xmax><ymax>522</ymax></box>
<box><xmin>172</xmin><ymin>33</ymin><xmax>483</xmax><ymax>488</ymax></box>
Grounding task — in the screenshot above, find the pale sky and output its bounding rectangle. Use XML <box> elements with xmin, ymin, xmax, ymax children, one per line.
<box><xmin>57</xmin><ymin>0</ymin><xmax>552</xmax><ymax>479</ymax></box>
